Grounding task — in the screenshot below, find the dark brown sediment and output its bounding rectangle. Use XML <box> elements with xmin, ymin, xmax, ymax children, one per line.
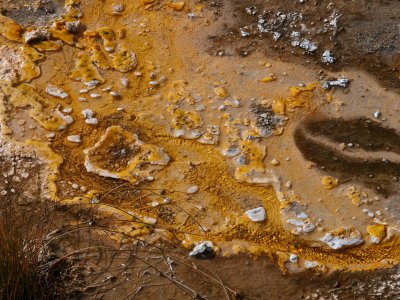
<box><xmin>206</xmin><ymin>0</ymin><xmax>400</xmax><ymax>91</ymax></box>
<box><xmin>294</xmin><ymin>118</ymin><xmax>400</xmax><ymax>196</ymax></box>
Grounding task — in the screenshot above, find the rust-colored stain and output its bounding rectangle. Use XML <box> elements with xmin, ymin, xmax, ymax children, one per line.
<box><xmin>1</xmin><ymin>0</ymin><xmax>400</xmax><ymax>275</ymax></box>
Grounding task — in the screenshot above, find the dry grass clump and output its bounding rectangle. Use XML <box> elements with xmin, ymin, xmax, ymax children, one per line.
<box><xmin>0</xmin><ymin>183</ymin><xmax>239</xmax><ymax>299</ymax></box>
<box><xmin>0</xmin><ymin>196</ymin><xmax>83</xmax><ymax>300</ymax></box>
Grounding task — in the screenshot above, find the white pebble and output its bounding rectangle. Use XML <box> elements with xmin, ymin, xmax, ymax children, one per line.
<box><xmin>46</xmin><ymin>86</ymin><xmax>69</xmax><ymax>99</ymax></box>
<box><xmin>186</xmin><ymin>185</ymin><xmax>199</xmax><ymax>194</ymax></box>
<box><xmin>110</xmin><ymin>91</ymin><xmax>121</xmax><ymax>97</ymax></box>
<box><xmin>245</xmin><ymin>207</ymin><xmax>266</xmax><ymax>222</ymax></box>
<box><xmin>289</xmin><ymin>254</ymin><xmax>298</xmax><ymax>263</ymax></box>
<box><xmin>81</xmin><ymin>109</ymin><xmax>94</xmax><ymax>119</ymax></box>
<box><xmin>62</xmin><ymin>107</ymin><xmax>73</xmax><ymax>113</ymax></box>
<box><xmin>67</xmin><ymin>135</ymin><xmax>82</xmax><ymax>143</ymax></box>
<box><xmin>121</xmin><ymin>77</ymin><xmax>130</xmax><ymax>87</ymax></box>
<box><xmin>373</xmin><ymin>111</ymin><xmax>381</xmax><ymax>119</ymax></box>
<box><xmin>85</xmin><ymin>118</ymin><xmax>98</xmax><ymax>125</ymax></box>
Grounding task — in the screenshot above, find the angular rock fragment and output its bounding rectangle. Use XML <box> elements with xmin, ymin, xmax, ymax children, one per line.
<box><xmin>245</xmin><ymin>207</ymin><xmax>266</xmax><ymax>222</ymax></box>
<box><xmin>367</xmin><ymin>224</ymin><xmax>386</xmax><ymax>244</ymax></box>
<box><xmin>46</xmin><ymin>86</ymin><xmax>69</xmax><ymax>99</ymax></box>
<box><xmin>65</xmin><ymin>21</ymin><xmax>82</xmax><ymax>33</ymax></box>
<box><xmin>300</xmin><ymin>39</ymin><xmax>318</xmax><ymax>52</ymax></box>
<box><xmin>322</xmin><ymin>78</ymin><xmax>350</xmax><ymax>89</ymax></box>
<box><xmin>322</xmin><ymin>50</ymin><xmax>335</xmax><ymax>64</ymax></box>
<box><xmin>321</xmin><ymin>176</ymin><xmax>339</xmax><ymax>189</ymax></box>
<box><xmin>24</xmin><ymin>29</ymin><xmax>50</xmax><ymax>44</ymax></box>
<box><xmin>189</xmin><ymin>241</ymin><xmax>215</xmax><ymax>259</ymax></box>
<box><xmin>320</xmin><ymin>226</ymin><xmax>364</xmax><ymax>250</ymax></box>
<box><xmin>67</xmin><ymin>135</ymin><xmax>82</xmax><ymax>143</ymax></box>
<box><xmin>287</xmin><ymin>218</ymin><xmax>316</xmax><ymax>234</ymax></box>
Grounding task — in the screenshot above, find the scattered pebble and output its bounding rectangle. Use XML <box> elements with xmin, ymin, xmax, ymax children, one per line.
<box><xmin>47</xmin><ymin>132</ymin><xmax>56</xmax><ymax>139</ymax></box>
<box><xmin>367</xmin><ymin>224</ymin><xmax>386</xmax><ymax>244</ymax></box>
<box><xmin>373</xmin><ymin>111</ymin><xmax>381</xmax><ymax>119</ymax></box>
<box><xmin>120</xmin><ymin>77</ymin><xmax>130</xmax><ymax>87</ymax></box>
<box><xmin>321</xmin><ymin>176</ymin><xmax>339</xmax><ymax>189</ymax></box>
<box><xmin>189</xmin><ymin>241</ymin><xmax>215</xmax><ymax>259</ymax></box>
<box><xmin>110</xmin><ymin>91</ymin><xmax>121</xmax><ymax>98</ymax></box>
<box><xmin>46</xmin><ymin>86</ymin><xmax>69</xmax><ymax>99</ymax></box>
<box><xmin>112</xmin><ymin>3</ymin><xmax>125</xmax><ymax>14</ymax></box>
<box><xmin>270</xmin><ymin>159</ymin><xmax>280</xmax><ymax>166</ymax></box>
<box><xmin>149</xmin><ymin>80</ymin><xmax>159</xmax><ymax>87</ymax></box>
<box><xmin>81</xmin><ymin>109</ymin><xmax>94</xmax><ymax>119</ymax></box>
<box><xmin>67</xmin><ymin>135</ymin><xmax>82</xmax><ymax>143</ymax></box>
<box><xmin>62</xmin><ymin>107</ymin><xmax>73</xmax><ymax>113</ymax></box>
<box><xmin>322</xmin><ymin>50</ymin><xmax>336</xmax><ymax>64</ymax></box>
<box><xmin>322</xmin><ymin>78</ymin><xmax>350</xmax><ymax>89</ymax></box>
<box><xmin>245</xmin><ymin>207</ymin><xmax>266</xmax><ymax>222</ymax></box>
<box><xmin>320</xmin><ymin>226</ymin><xmax>363</xmax><ymax>250</ymax></box>
<box><xmin>24</xmin><ymin>29</ymin><xmax>50</xmax><ymax>43</ymax></box>
<box><xmin>85</xmin><ymin>118</ymin><xmax>98</xmax><ymax>125</ymax></box>
<box><xmin>300</xmin><ymin>39</ymin><xmax>318</xmax><ymax>52</ymax></box>
<box><xmin>65</xmin><ymin>21</ymin><xmax>81</xmax><ymax>33</ymax></box>
<box><xmin>186</xmin><ymin>185</ymin><xmax>199</xmax><ymax>194</ymax></box>
<box><xmin>289</xmin><ymin>254</ymin><xmax>298</xmax><ymax>263</ymax></box>
<box><xmin>304</xmin><ymin>261</ymin><xmax>319</xmax><ymax>269</ymax></box>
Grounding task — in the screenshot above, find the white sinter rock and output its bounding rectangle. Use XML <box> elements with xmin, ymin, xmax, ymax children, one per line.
<box><xmin>81</xmin><ymin>109</ymin><xmax>94</xmax><ymax>119</ymax></box>
<box><xmin>46</xmin><ymin>86</ymin><xmax>69</xmax><ymax>99</ymax></box>
<box><xmin>320</xmin><ymin>226</ymin><xmax>364</xmax><ymax>250</ymax></box>
<box><xmin>322</xmin><ymin>50</ymin><xmax>336</xmax><ymax>64</ymax></box>
<box><xmin>189</xmin><ymin>241</ymin><xmax>215</xmax><ymax>258</ymax></box>
<box><xmin>245</xmin><ymin>207</ymin><xmax>266</xmax><ymax>222</ymax></box>
<box><xmin>67</xmin><ymin>135</ymin><xmax>82</xmax><ymax>143</ymax></box>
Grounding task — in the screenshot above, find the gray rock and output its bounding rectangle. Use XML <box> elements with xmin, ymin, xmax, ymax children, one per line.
<box><xmin>320</xmin><ymin>227</ymin><xmax>364</xmax><ymax>250</ymax></box>
<box><xmin>300</xmin><ymin>39</ymin><xmax>318</xmax><ymax>52</ymax></box>
<box><xmin>322</xmin><ymin>50</ymin><xmax>336</xmax><ymax>64</ymax></box>
<box><xmin>46</xmin><ymin>86</ymin><xmax>69</xmax><ymax>99</ymax></box>
<box><xmin>65</xmin><ymin>21</ymin><xmax>82</xmax><ymax>33</ymax></box>
<box><xmin>24</xmin><ymin>29</ymin><xmax>50</xmax><ymax>43</ymax></box>
<box><xmin>189</xmin><ymin>241</ymin><xmax>215</xmax><ymax>259</ymax></box>
<box><xmin>322</xmin><ymin>78</ymin><xmax>350</xmax><ymax>89</ymax></box>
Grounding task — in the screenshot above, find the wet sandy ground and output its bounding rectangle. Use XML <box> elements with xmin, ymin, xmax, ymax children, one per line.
<box><xmin>1</xmin><ymin>0</ymin><xmax>400</xmax><ymax>298</ymax></box>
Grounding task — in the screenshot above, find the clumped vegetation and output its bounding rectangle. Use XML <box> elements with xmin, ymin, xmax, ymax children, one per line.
<box><xmin>0</xmin><ymin>196</ymin><xmax>81</xmax><ymax>300</ymax></box>
<box><xmin>0</xmin><ymin>186</ymin><xmax>238</xmax><ymax>300</ymax></box>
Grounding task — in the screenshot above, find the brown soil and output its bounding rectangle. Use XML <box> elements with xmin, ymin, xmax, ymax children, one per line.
<box><xmin>0</xmin><ymin>0</ymin><xmax>65</xmax><ymax>27</ymax></box>
<box><xmin>294</xmin><ymin>118</ymin><xmax>400</xmax><ymax>196</ymax></box>
<box><xmin>207</xmin><ymin>0</ymin><xmax>400</xmax><ymax>91</ymax></box>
